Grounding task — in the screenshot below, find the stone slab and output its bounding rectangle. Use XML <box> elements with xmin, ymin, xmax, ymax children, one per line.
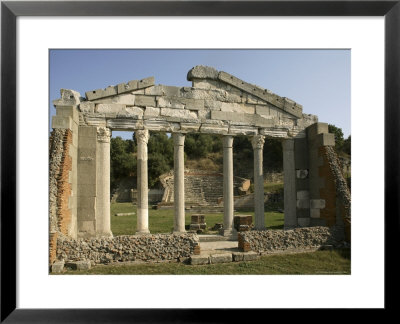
<box><xmin>65</xmin><ymin>260</ymin><xmax>92</xmax><ymax>271</ymax></box>
<box><xmin>51</xmin><ymin>261</ymin><xmax>64</xmax><ymax>273</ymax></box>
<box><xmin>106</xmin><ymin>119</ymin><xmax>144</xmax><ymax>131</ymax></box>
<box><xmin>209</xmin><ymin>253</ymin><xmax>232</xmax><ymax>264</ymax></box>
<box><xmin>86</xmin><ymin>85</ymin><xmax>118</xmax><ymax>101</ymax></box>
<box><xmin>310</xmin><ymin>199</ymin><xmax>326</xmax><ymax>209</ymax></box>
<box><xmin>296</xmin><ymin>199</ymin><xmax>310</xmax><ymax>209</ymax></box>
<box><xmin>52</xmin><ymin>116</ymin><xmax>72</xmax><ymax>130</ymax></box>
<box><xmin>135</xmin><ymin>95</ymin><xmax>156</xmax><ymax>107</ymax></box>
<box><xmin>190</xmin><ymin>255</ymin><xmax>209</xmax><ymax>265</ymax></box>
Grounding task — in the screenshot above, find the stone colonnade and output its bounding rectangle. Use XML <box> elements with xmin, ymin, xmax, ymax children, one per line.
<box><xmin>131</xmin><ymin>130</ymin><xmax>296</xmax><ymax>237</ymax></box>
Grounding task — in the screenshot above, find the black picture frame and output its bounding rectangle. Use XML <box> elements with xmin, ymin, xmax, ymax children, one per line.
<box><xmin>1</xmin><ymin>0</ymin><xmax>399</xmax><ymax>322</ymax></box>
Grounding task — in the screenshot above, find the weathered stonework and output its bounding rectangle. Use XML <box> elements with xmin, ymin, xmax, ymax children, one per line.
<box><xmin>50</xmin><ymin>64</ymin><xmax>350</xmax><ymax>259</ymax></box>
<box><xmin>56</xmin><ymin>233</ymin><xmax>199</xmax><ymax>264</ymax></box>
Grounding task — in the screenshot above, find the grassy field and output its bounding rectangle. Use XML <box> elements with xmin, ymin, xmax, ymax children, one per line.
<box><xmin>60</xmin><ymin>249</ymin><xmax>350</xmax><ymax>275</ymax></box>
<box><xmin>111</xmin><ymin>202</ymin><xmax>284</xmax><ymax>235</ymax></box>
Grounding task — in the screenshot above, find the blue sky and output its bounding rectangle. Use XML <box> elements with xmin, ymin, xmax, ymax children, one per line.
<box><xmin>50</xmin><ymin>49</ymin><xmax>350</xmax><ymax>138</ymax></box>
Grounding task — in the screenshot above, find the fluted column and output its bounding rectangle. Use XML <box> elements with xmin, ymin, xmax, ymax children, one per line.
<box><xmin>173</xmin><ymin>133</ymin><xmax>186</xmax><ymax>233</ymax></box>
<box><xmin>136</xmin><ymin>129</ymin><xmax>150</xmax><ymax>234</ymax></box>
<box><xmin>96</xmin><ymin>127</ymin><xmax>112</xmax><ymax>237</ymax></box>
<box><xmin>252</xmin><ymin>135</ymin><xmax>266</xmax><ymax>230</ymax></box>
<box><xmin>221</xmin><ymin>135</ymin><xmax>236</xmax><ymax>239</ymax></box>
<box><xmin>282</xmin><ymin>139</ymin><xmax>297</xmax><ymax>229</ymax></box>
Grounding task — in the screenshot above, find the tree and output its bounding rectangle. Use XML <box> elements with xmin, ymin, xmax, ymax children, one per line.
<box><xmin>110</xmin><ymin>137</ymin><xmax>136</xmax><ymax>191</ymax></box>
<box><xmin>342</xmin><ymin>135</ymin><xmax>351</xmax><ymax>155</ymax></box>
<box><xmin>328</xmin><ymin>124</ymin><xmax>345</xmax><ymax>151</ymax></box>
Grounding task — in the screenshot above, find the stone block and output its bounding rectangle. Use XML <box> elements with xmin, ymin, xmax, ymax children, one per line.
<box><xmin>65</xmin><ymin>260</ymin><xmax>91</xmax><ymax>271</ymax></box>
<box><xmin>135</xmin><ymin>95</ymin><xmax>156</xmax><ymax>107</ymax></box>
<box><xmin>310</xmin><ymin>208</ymin><xmax>321</xmax><ymax>219</ymax></box>
<box><xmin>192</xmin><ymin>79</ymin><xmax>219</xmax><ymax>89</ymax></box>
<box><xmin>145</xmin><ymin>85</ymin><xmax>181</xmax><ymax>97</ymax></box>
<box><xmin>296</xmin><ymin>199</ymin><xmax>310</xmax><ymax>209</ymax></box>
<box><xmin>315</xmin><ymin>133</ymin><xmax>335</xmax><ymax>147</ymax></box>
<box><xmin>180</xmin><ymin>122</ymin><xmax>201</xmax><ymax>133</ymax></box>
<box><xmin>228</xmin><ymin>125</ymin><xmax>258</xmax><ymax>135</ymax></box>
<box><xmin>51</xmin><ymin>261</ymin><xmax>64</xmax><ymax>273</ymax></box>
<box><xmin>144</xmin><ymin>107</ymin><xmax>160</xmax><ymax>118</ymax></box>
<box><xmin>297</xmin><ymin>217</ymin><xmax>310</xmax><ymax>227</ymax></box>
<box><xmin>84</xmin><ymin>116</ymin><xmax>107</xmax><ymax>127</ymax></box>
<box><xmin>259</xmin><ymin>128</ymin><xmax>288</xmax><ymax>138</ymax></box>
<box><xmin>234</xmin><ymin>215</ymin><xmax>252</xmax><ymax>232</ymax></box>
<box><xmin>190</xmin><ymin>255</ymin><xmax>209</xmax><ymax>265</ymax></box>
<box><xmin>96</xmin><ymin>104</ymin><xmax>125</xmax><ymax>114</ymax></box>
<box><xmin>204</xmin><ymin>99</ymin><xmax>222</xmax><ymax>110</ymax></box>
<box><xmin>93</xmin><ymin>93</ymin><xmax>136</xmax><ymax>105</ymax></box>
<box><xmin>296</xmin><ymin>190</ymin><xmax>310</xmax><ymax>200</ymax></box>
<box><xmin>161</xmin><ymin>108</ymin><xmax>197</xmax><ymax>119</ymax></box>
<box><xmin>144</xmin><ymin>120</ymin><xmax>180</xmax><ymax>132</ymax></box>
<box><xmin>157</xmin><ymin>97</ymin><xmax>185</xmax><ymax>109</ymax></box>
<box><xmin>310</xmin><ymin>199</ymin><xmax>326</xmax><ymax>209</ymax></box>
<box><xmin>120</xmin><ymin>107</ymin><xmax>144</xmax><ymax>118</ymax></box>
<box><xmin>242</xmin><ymin>251</ymin><xmax>258</xmax><ymax>261</ymax></box>
<box><xmin>220</xmin><ymin>102</ymin><xmax>255</xmax><ymax>114</ymax></box>
<box><xmin>296</xmin><ymin>169</ymin><xmax>309</xmax><ymax>179</ymax></box>
<box><xmin>53</xmin><ymin>89</ymin><xmax>82</xmax><ymax>106</ymax></box>
<box><xmin>86</xmin><ymin>85</ymin><xmax>118</xmax><ymax>101</ymax></box>
<box><xmin>191</xmin><ymin>214</ymin><xmax>205</xmax><ymax>224</ymax></box>
<box><xmin>306</xmin><ymin>122</ymin><xmax>329</xmax><ymax>139</ymax></box>
<box><xmin>56</xmin><ymin>105</ymin><xmax>79</xmax><ymax>123</ymax></box>
<box><xmin>255</xmin><ymin>105</ymin><xmax>269</xmax><ymax>116</ymax></box>
<box><xmin>232</xmin><ymin>252</ymin><xmax>244</xmax><ymax>262</ymax></box>
<box><xmin>52</xmin><ymin>116</ymin><xmax>72</xmax><ymax>130</ymax></box>
<box><xmin>199</xmin><ymin>124</ymin><xmax>228</xmax><ymax>135</ymax></box>
<box><xmin>106</xmin><ymin>119</ymin><xmax>143</xmax><ymax>131</ymax></box>
<box><xmin>187</xmin><ymin>65</ymin><xmax>219</xmax><ymax>81</ymax></box>
<box><xmin>209</xmin><ymin>253</ymin><xmax>232</xmax><ymax>264</ymax></box>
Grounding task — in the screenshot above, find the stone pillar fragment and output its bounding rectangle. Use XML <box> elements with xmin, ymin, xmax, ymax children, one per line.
<box><xmin>282</xmin><ymin>139</ymin><xmax>297</xmax><ymax>229</ymax></box>
<box><xmin>221</xmin><ymin>135</ymin><xmax>236</xmax><ymax>239</ymax></box>
<box><xmin>173</xmin><ymin>133</ymin><xmax>186</xmax><ymax>233</ymax></box>
<box><xmin>136</xmin><ymin>129</ymin><xmax>150</xmax><ymax>234</ymax></box>
<box><xmin>252</xmin><ymin>135</ymin><xmax>266</xmax><ymax>230</ymax></box>
<box><xmin>96</xmin><ymin>127</ymin><xmax>112</xmax><ymax>237</ymax></box>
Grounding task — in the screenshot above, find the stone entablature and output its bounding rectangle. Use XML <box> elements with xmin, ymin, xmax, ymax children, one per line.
<box><xmin>53</xmin><ymin>65</ymin><xmax>317</xmax><ymax>138</ymax></box>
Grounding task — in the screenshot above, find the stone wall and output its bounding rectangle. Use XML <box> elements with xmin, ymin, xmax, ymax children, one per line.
<box><xmin>49</xmin><ymin>128</ymin><xmax>73</xmax><ymax>264</ymax></box>
<box><xmin>238</xmin><ymin>226</ymin><xmax>346</xmax><ymax>253</ymax></box>
<box><xmin>56</xmin><ymin>233</ymin><xmax>199</xmax><ymax>264</ymax></box>
<box><xmin>323</xmin><ymin>146</ymin><xmax>351</xmax><ymax>241</ymax></box>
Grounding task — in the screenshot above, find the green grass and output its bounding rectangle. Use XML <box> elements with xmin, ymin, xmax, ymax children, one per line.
<box><xmin>264</xmin><ymin>182</ymin><xmax>283</xmax><ymax>192</ymax></box>
<box><xmin>111</xmin><ymin>202</ymin><xmax>284</xmax><ymax>235</ymax></box>
<box><xmin>58</xmin><ymin>249</ymin><xmax>351</xmax><ymax>275</ymax></box>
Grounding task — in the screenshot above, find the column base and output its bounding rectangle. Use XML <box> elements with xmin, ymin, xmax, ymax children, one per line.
<box><xmin>219</xmin><ymin>228</ymin><xmax>238</xmax><ymax>241</ymax></box>
<box><xmin>136</xmin><ymin>230</ymin><xmax>150</xmax><ymax>235</ymax></box>
<box><xmin>173</xmin><ymin>230</ymin><xmax>187</xmax><ymax>234</ymax></box>
<box><xmin>96</xmin><ymin>231</ymin><xmax>113</xmax><ymax>238</ymax></box>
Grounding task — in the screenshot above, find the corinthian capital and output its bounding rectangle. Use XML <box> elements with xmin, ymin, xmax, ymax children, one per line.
<box><xmin>136</xmin><ymin>129</ymin><xmax>150</xmax><ymax>144</ymax></box>
<box><xmin>251</xmin><ymin>135</ymin><xmax>265</xmax><ymax>150</ymax></box>
<box><xmin>97</xmin><ymin>127</ymin><xmax>111</xmax><ymax>143</ymax></box>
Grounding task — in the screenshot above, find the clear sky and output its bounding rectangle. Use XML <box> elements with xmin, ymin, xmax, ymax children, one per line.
<box><xmin>50</xmin><ymin>49</ymin><xmax>350</xmax><ymax>138</ymax></box>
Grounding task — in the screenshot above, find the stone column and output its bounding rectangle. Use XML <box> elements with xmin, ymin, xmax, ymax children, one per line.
<box><xmin>282</xmin><ymin>139</ymin><xmax>297</xmax><ymax>229</ymax></box>
<box><xmin>221</xmin><ymin>135</ymin><xmax>236</xmax><ymax>239</ymax></box>
<box><xmin>96</xmin><ymin>127</ymin><xmax>112</xmax><ymax>237</ymax></box>
<box><xmin>252</xmin><ymin>135</ymin><xmax>266</xmax><ymax>230</ymax></box>
<box><xmin>136</xmin><ymin>129</ymin><xmax>150</xmax><ymax>234</ymax></box>
<box><xmin>173</xmin><ymin>133</ymin><xmax>186</xmax><ymax>233</ymax></box>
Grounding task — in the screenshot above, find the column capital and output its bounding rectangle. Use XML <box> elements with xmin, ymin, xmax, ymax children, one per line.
<box><xmin>97</xmin><ymin>127</ymin><xmax>111</xmax><ymax>143</ymax></box>
<box><xmin>136</xmin><ymin>129</ymin><xmax>150</xmax><ymax>144</ymax></box>
<box><xmin>251</xmin><ymin>135</ymin><xmax>265</xmax><ymax>150</ymax></box>
<box><xmin>172</xmin><ymin>132</ymin><xmax>185</xmax><ymax>146</ymax></box>
<box><xmin>223</xmin><ymin>135</ymin><xmax>234</xmax><ymax>148</ymax></box>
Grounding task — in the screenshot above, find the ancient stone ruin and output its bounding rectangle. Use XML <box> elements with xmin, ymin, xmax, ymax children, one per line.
<box><xmin>49</xmin><ymin>65</ymin><xmax>351</xmax><ymax>267</ymax></box>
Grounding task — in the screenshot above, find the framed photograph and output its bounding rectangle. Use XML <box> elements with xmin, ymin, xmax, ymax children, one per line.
<box><xmin>1</xmin><ymin>0</ymin><xmax>398</xmax><ymax>321</ymax></box>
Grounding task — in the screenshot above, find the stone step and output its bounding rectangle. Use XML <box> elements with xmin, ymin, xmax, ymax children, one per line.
<box><xmin>189</xmin><ymin>251</ymin><xmax>258</xmax><ymax>265</ymax></box>
<box><xmin>198</xmin><ymin>235</ymin><xmax>231</xmax><ymax>242</ymax></box>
